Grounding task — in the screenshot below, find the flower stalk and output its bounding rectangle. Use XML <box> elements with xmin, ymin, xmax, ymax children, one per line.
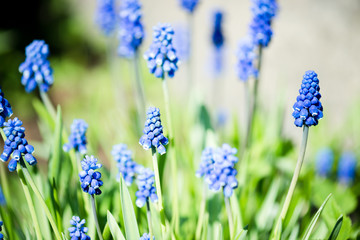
<box><xmin>225</xmin><ymin>196</ymin><xmax>234</xmax><ymax>240</ymax></box>
<box><xmin>91</xmin><ymin>195</ymin><xmax>104</xmax><ymax>240</ymax></box>
<box><xmin>146</xmin><ymin>199</ymin><xmax>154</xmax><ymax>238</ymax></box>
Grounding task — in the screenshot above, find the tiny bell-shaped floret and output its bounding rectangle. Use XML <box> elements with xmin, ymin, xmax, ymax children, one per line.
<box><xmin>68</xmin><ymin>216</ymin><xmax>91</xmax><ymax>240</ymax></box>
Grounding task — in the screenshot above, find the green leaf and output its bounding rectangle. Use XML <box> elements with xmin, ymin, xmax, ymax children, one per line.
<box><xmin>33</xmin><ymin>98</ymin><xmax>55</xmax><ymax>131</ymax></box>
<box><xmin>328</xmin><ymin>215</ymin><xmax>343</xmax><ymax>240</ymax></box>
<box><xmin>48</xmin><ymin>106</ymin><xmax>63</xmax><ymax>184</ymax></box>
<box><xmin>302</xmin><ymin>193</ymin><xmax>332</xmax><ymax>240</ymax></box>
<box><xmin>107</xmin><ymin>211</ymin><xmax>125</xmax><ymax>240</ymax></box>
<box><xmin>119</xmin><ymin>176</ymin><xmax>140</xmax><ymax>239</ymax></box>
<box><xmin>235</xmin><ymin>225</ymin><xmax>248</xmax><ymax>240</ymax></box>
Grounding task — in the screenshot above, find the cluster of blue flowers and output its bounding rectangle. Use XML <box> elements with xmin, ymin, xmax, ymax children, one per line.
<box><xmin>95</xmin><ymin>0</ymin><xmax>117</xmax><ymax>36</ymax></box>
<box><xmin>63</xmin><ymin>119</ymin><xmax>88</xmax><ymax>154</ymax></box>
<box><xmin>0</xmin><ymin>221</ymin><xmax>3</xmax><ymax>240</ymax></box>
<box><xmin>338</xmin><ymin>152</ymin><xmax>357</xmax><ymax>185</ymax></box>
<box><xmin>197</xmin><ymin>144</ymin><xmax>238</xmax><ymax>197</ymax></box>
<box><xmin>292</xmin><ymin>70</ymin><xmax>323</xmax><ymax>127</ymax></box>
<box><xmin>111</xmin><ymin>144</ymin><xmax>139</xmax><ymax>185</ymax></box>
<box><xmin>118</xmin><ymin>0</ymin><xmax>145</xmax><ymax>58</ymax></box>
<box><xmin>140</xmin><ymin>233</ymin><xmax>154</xmax><ymax>240</ymax></box>
<box><xmin>144</xmin><ymin>24</ymin><xmax>179</xmax><ymax>79</ymax></box>
<box><xmin>19</xmin><ymin>40</ymin><xmax>53</xmax><ymax>93</ymax></box>
<box><xmin>236</xmin><ymin>37</ymin><xmax>258</xmax><ymax>81</ymax></box>
<box><xmin>0</xmin><ymin>118</ymin><xmax>37</xmax><ymax>172</ymax></box>
<box><xmin>173</xmin><ymin>24</ymin><xmax>189</xmax><ymax>62</ymax></box>
<box><xmin>79</xmin><ymin>155</ymin><xmax>103</xmax><ymax>195</ymax></box>
<box><xmin>212</xmin><ymin>11</ymin><xmax>224</xmax><ymax>49</ymax></box>
<box><xmin>139</xmin><ymin>107</ymin><xmax>169</xmax><ymax>155</ymax></box>
<box><xmin>135</xmin><ymin>166</ymin><xmax>158</xmax><ymax>208</ymax></box>
<box><xmin>179</xmin><ymin>0</ymin><xmax>199</xmax><ymax>13</ymax></box>
<box><xmin>0</xmin><ymin>88</ymin><xmax>13</xmax><ymax>127</ymax></box>
<box><xmin>68</xmin><ymin>216</ymin><xmax>90</xmax><ymax>240</ymax></box>
<box><xmin>315</xmin><ymin>148</ymin><xmax>334</xmax><ymax>177</ymax></box>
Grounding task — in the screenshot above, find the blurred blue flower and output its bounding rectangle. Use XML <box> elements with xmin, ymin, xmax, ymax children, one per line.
<box><xmin>236</xmin><ymin>36</ymin><xmax>258</xmax><ymax>81</ymax></box>
<box><xmin>0</xmin><ymin>186</ymin><xmax>6</xmax><ymax>206</ymax></box>
<box><xmin>140</xmin><ymin>233</ymin><xmax>154</xmax><ymax>240</ymax></box>
<box><xmin>111</xmin><ymin>144</ymin><xmax>139</xmax><ymax>185</ymax></box>
<box><xmin>139</xmin><ymin>107</ymin><xmax>169</xmax><ymax>155</ymax></box>
<box><xmin>79</xmin><ymin>155</ymin><xmax>103</xmax><ymax>195</ymax></box>
<box><xmin>196</xmin><ymin>147</ymin><xmax>215</xmax><ymax>179</ymax></box>
<box><xmin>0</xmin><ymin>221</ymin><xmax>3</xmax><ymax>240</ymax></box>
<box><xmin>19</xmin><ymin>40</ymin><xmax>53</xmax><ymax>93</ymax></box>
<box><xmin>68</xmin><ymin>216</ymin><xmax>90</xmax><ymax>240</ymax></box>
<box><xmin>144</xmin><ymin>23</ymin><xmax>179</xmax><ymax>79</ymax></box>
<box><xmin>249</xmin><ymin>0</ymin><xmax>278</xmax><ymax>47</ymax></box>
<box><xmin>292</xmin><ymin>70</ymin><xmax>323</xmax><ymax>127</ymax></box>
<box><xmin>179</xmin><ymin>0</ymin><xmax>199</xmax><ymax>13</ymax></box>
<box><xmin>135</xmin><ymin>166</ymin><xmax>158</xmax><ymax>208</ymax></box>
<box><xmin>212</xmin><ymin>11</ymin><xmax>224</xmax><ymax>49</ymax></box>
<box><xmin>63</xmin><ymin>119</ymin><xmax>88</xmax><ymax>154</ymax></box>
<box><xmin>337</xmin><ymin>152</ymin><xmax>357</xmax><ymax>185</ymax></box>
<box><xmin>95</xmin><ymin>0</ymin><xmax>117</xmax><ymax>36</ymax></box>
<box><xmin>0</xmin><ymin>88</ymin><xmax>13</xmax><ymax>127</ymax></box>
<box><xmin>315</xmin><ymin>148</ymin><xmax>334</xmax><ymax>177</ymax></box>
<box><xmin>0</xmin><ymin>117</ymin><xmax>37</xmax><ymax>172</ymax></box>
<box><xmin>173</xmin><ymin>24</ymin><xmax>190</xmax><ymax>62</ymax></box>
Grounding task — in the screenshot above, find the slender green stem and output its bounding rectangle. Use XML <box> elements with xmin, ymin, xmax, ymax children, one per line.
<box><xmin>39</xmin><ymin>90</ymin><xmax>56</xmax><ymax>119</ymax></box>
<box><xmin>134</xmin><ymin>51</ymin><xmax>146</xmax><ymax>119</ymax></box>
<box><xmin>19</xmin><ymin>159</ymin><xmax>62</xmax><ymax>240</ymax></box>
<box><xmin>225</xmin><ymin>196</ymin><xmax>234</xmax><ymax>240</ymax></box>
<box><xmin>146</xmin><ymin>199</ymin><xmax>154</xmax><ymax>239</ymax></box>
<box><xmin>274</xmin><ymin>126</ymin><xmax>309</xmax><ymax>237</ymax></box>
<box><xmin>17</xmin><ymin>164</ymin><xmax>43</xmax><ymax>240</ymax></box>
<box><xmin>195</xmin><ymin>185</ymin><xmax>207</xmax><ymax>240</ymax></box>
<box><xmin>91</xmin><ymin>195</ymin><xmax>104</xmax><ymax>240</ymax></box>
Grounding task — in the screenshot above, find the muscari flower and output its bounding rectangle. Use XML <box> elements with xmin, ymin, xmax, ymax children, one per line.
<box><xmin>292</xmin><ymin>70</ymin><xmax>323</xmax><ymax>127</ymax></box>
<box><xmin>95</xmin><ymin>0</ymin><xmax>117</xmax><ymax>36</ymax></box>
<box><xmin>63</xmin><ymin>119</ymin><xmax>88</xmax><ymax>154</ymax></box>
<box><xmin>173</xmin><ymin>24</ymin><xmax>190</xmax><ymax>62</ymax></box>
<box><xmin>140</xmin><ymin>233</ymin><xmax>155</xmax><ymax>240</ymax></box>
<box><xmin>139</xmin><ymin>107</ymin><xmax>169</xmax><ymax>155</ymax></box>
<box><xmin>236</xmin><ymin>36</ymin><xmax>258</xmax><ymax>81</ymax></box>
<box><xmin>19</xmin><ymin>40</ymin><xmax>53</xmax><ymax>93</ymax></box>
<box><xmin>79</xmin><ymin>155</ymin><xmax>103</xmax><ymax>195</ymax></box>
<box><xmin>144</xmin><ymin>23</ymin><xmax>179</xmax><ymax>79</ymax></box>
<box><xmin>337</xmin><ymin>152</ymin><xmax>357</xmax><ymax>185</ymax></box>
<box><xmin>118</xmin><ymin>0</ymin><xmax>145</xmax><ymax>58</ymax></box>
<box><xmin>68</xmin><ymin>216</ymin><xmax>90</xmax><ymax>240</ymax></box>
<box><xmin>0</xmin><ymin>117</ymin><xmax>37</xmax><ymax>172</ymax></box>
<box><xmin>249</xmin><ymin>0</ymin><xmax>278</xmax><ymax>47</ymax></box>
<box><xmin>111</xmin><ymin>144</ymin><xmax>139</xmax><ymax>185</ymax></box>
<box><xmin>135</xmin><ymin>166</ymin><xmax>158</xmax><ymax>208</ymax></box>
<box><xmin>197</xmin><ymin>144</ymin><xmax>238</xmax><ymax>197</ymax></box>
<box><xmin>315</xmin><ymin>148</ymin><xmax>334</xmax><ymax>177</ymax></box>
<box><xmin>0</xmin><ymin>88</ymin><xmax>13</xmax><ymax>127</ymax></box>
<box><xmin>0</xmin><ymin>186</ymin><xmax>6</xmax><ymax>206</ymax></box>
<box><xmin>0</xmin><ymin>221</ymin><xmax>3</xmax><ymax>240</ymax></box>
<box><xmin>179</xmin><ymin>0</ymin><xmax>199</xmax><ymax>13</ymax></box>
<box><xmin>212</xmin><ymin>11</ymin><xmax>224</xmax><ymax>49</ymax></box>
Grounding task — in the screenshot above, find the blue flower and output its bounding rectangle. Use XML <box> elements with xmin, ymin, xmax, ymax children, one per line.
<box><xmin>0</xmin><ymin>186</ymin><xmax>6</xmax><ymax>206</ymax></box>
<box><xmin>197</xmin><ymin>144</ymin><xmax>238</xmax><ymax>197</ymax></box>
<box><xmin>212</xmin><ymin>11</ymin><xmax>224</xmax><ymax>49</ymax></box>
<box><xmin>139</xmin><ymin>107</ymin><xmax>169</xmax><ymax>155</ymax></box>
<box><xmin>249</xmin><ymin>0</ymin><xmax>278</xmax><ymax>47</ymax></box>
<box><xmin>111</xmin><ymin>144</ymin><xmax>139</xmax><ymax>185</ymax></box>
<box><xmin>0</xmin><ymin>117</ymin><xmax>37</xmax><ymax>172</ymax></box>
<box><xmin>79</xmin><ymin>155</ymin><xmax>103</xmax><ymax>195</ymax></box>
<box><xmin>337</xmin><ymin>152</ymin><xmax>357</xmax><ymax>185</ymax></box>
<box><xmin>95</xmin><ymin>0</ymin><xmax>117</xmax><ymax>36</ymax></box>
<box><xmin>118</xmin><ymin>0</ymin><xmax>145</xmax><ymax>58</ymax></box>
<box><xmin>236</xmin><ymin>36</ymin><xmax>258</xmax><ymax>81</ymax></box>
<box><xmin>0</xmin><ymin>88</ymin><xmax>13</xmax><ymax>127</ymax></box>
<box><xmin>315</xmin><ymin>148</ymin><xmax>334</xmax><ymax>177</ymax></box>
<box><xmin>292</xmin><ymin>70</ymin><xmax>323</xmax><ymax>127</ymax></box>
<box><xmin>63</xmin><ymin>119</ymin><xmax>88</xmax><ymax>154</ymax></box>
<box><xmin>135</xmin><ymin>166</ymin><xmax>158</xmax><ymax>208</ymax></box>
<box><xmin>0</xmin><ymin>221</ymin><xmax>3</xmax><ymax>240</ymax></box>
<box><xmin>179</xmin><ymin>0</ymin><xmax>199</xmax><ymax>13</ymax></box>
<box><xmin>144</xmin><ymin>23</ymin><xmax>179</xmax><ymax>79</ymax></box>
<box><xmin>140</xmin><ymin>233</ymin><xmax>155</xmax><ymax>240</ymax></box>
<box><xmin>68</xmin><ymin>216</ymin><xmax>90</xmax><ymax>240</ymax></box>
<box><xmin>173</xmin><ymin>24</ymin><xmax>190</xmax><ymax>62</ymax></box>
<box><xmin>19</xmin><ymin>40</ymin><xmax>53</xmax><ymax>93</ymax></box>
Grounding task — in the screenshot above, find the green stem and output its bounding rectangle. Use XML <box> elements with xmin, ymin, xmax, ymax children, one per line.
<box><xmin>225</xmin><ymin>196</ymin><xmax>234</xmax><ymax>240</ymax></box>
<box><xmin>274</xmin><ymin>126</ymin><xmax>309</xmax><ymax>237</ymax></box>
<box><xmin>39</xmin><ymin>90</ymin><xmax>56</xmax><ymax>119</ymax></box>
<box><xmin>195</xmin><ymin>185</ymin><xmax>206</xmax><ymax>240</ymax></box>
<box><xmin>19</xmin><ymin>159</ymin><xmax>62</xmax><ymax>240</ymax></box>
<box><xmin>17</xmin><ymin>164</ymin><xmax>43</xmax><ymax>240</ymax></box>
<box><xmin>91</xmin><ymin>195</ymin><xmax>104</xmax><ymax>240</ymax></box>
<box><xmin>146</xmin><ymin>199</ymin><xmax>154</xmax><ymax>239</ymax></box>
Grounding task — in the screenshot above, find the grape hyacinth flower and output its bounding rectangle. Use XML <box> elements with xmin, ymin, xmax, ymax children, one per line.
<box><xmin>118</xmin><ymin>0</ymin><xmax>145</xmax><ymax>58</ymax></box>
<box><xmin>140</xmin><ymin>233</ymin><xmax>154</xmax><ymax>240</ymax></box>
<box><xmin>292</xmin><ymin>70</ymin><xmax>323</xmax><ymax>127</ymax></box>
<box><xmin>63</xmin><ymin>119</ymin><xmax>88</xmax><ymax>154</ymax></box>
<box><xmin>0</xmin><ymin>88</ymin><xmax>13</xmax><ymax>127</ymax></box>
<box><xmin>79</xmin><ymin>155</ymin><xmax>103</xmax><ymax>195</ymax></box>
<box><xmin>139</xmin><ymin>107</ymin><xmax>169</xmax><ymax>155</ymax></box>
<box><xmin>236</xmin><ymin>36</ymin><xmax>258</xmax><ymax>81</ymax></box>
<box><xmin>0</xmin><ymin>117</ymin><xmax>37</xmax><ymax>172</ymax></box>
<box><xmin>19</xmin><ymin>40</ymin><xmax>53</xmax><ymax>93</ymax></box>
<box><xmin>0</xmin><ymin>221</ymin><xmax>3</xmax><ymax>240</ymax></box>
<box><xmin>111</xmin><ymin>144</ymin><xmax>139</xmax><ymax>185</ymax></box>
<box><xmin>337</xmin><ymin>152</ymin><xmax>357</xmax><ymax>185</ymax></box>
<box><xmin>95</xmin><ymin>0</ymin><xmax>117</xmax><ymax>36</ymax></box>
<box><xmin>179</xmin><ymin>0</ymin><xmax>199</xmax><ymax>13</ymax></box>
<box><xmin>196</xmin><ymin>147</ymin><xmax>215</xmax><ymax>179</ymax></box>
<box><xmin>315</xmin><ymin>148</ymin><xmax>334</xmax><ymax>177</ymax></box>
<box><xmin>212</xmin><ymin>11</ymin><xmax>224</xmax><ymax>49</ymax></box>
<box><xmin>0</xmin><ymin>186</ymin><xmax>5</xmax><ymax>206</ymax></box>
<box><xmin>173</xmin><ymin>24</ymin><xmax>190</xmax><ymax>62</ymax></box>
<box><xmin>135</xmin><ymin>167</ymin><xmax>158</xmax><ymax>208</ymax></box>
<box><xmin>144</xmin><ymin>23</ymin><xmax>179</xmax><ymax>79</ymax></box>
<box><xmin>68</xmin><ymin>216</ymin><xmax>90</xmax><ymax>240</ymax></box>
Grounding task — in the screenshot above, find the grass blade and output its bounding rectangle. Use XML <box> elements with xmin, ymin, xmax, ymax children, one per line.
<box><xmin>107</xmin><ymin>210</ymin><xmax>126</xmax><ymax>240</ymax></box>
<box><xmin>328</xmin><ymin>215</ymin><xmax>343</xmax><ymax>240</ymax></box>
